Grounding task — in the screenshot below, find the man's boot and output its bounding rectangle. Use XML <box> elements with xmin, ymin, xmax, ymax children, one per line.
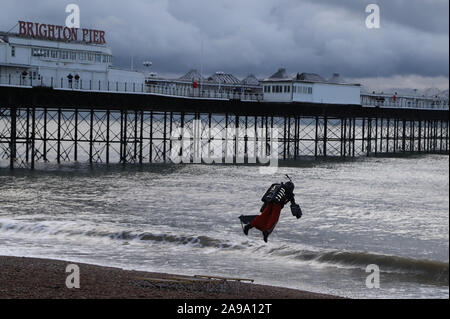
<box><xmin>243</xmin><ymin>224</ymin><xmax>252</xmax><ymax>236</ymax></box>
<box><xmin>263</xmin><ymin>230</ymin><xmax>269</xmax><ymax>243</ymax></box>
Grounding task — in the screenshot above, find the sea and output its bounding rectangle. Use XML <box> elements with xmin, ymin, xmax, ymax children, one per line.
<box><xmin>0</xmin><ymin>154</ymin><xmax>448</xmax><ymax>298</ymax></box>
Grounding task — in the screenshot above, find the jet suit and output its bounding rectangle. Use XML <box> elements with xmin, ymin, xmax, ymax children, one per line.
<box><xmin>239</xmin><ymin>180</ymin><xmax>302</xmax><ymax>242</ymax></box>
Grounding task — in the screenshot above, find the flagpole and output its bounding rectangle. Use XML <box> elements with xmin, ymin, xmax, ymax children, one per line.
<box><xmin>200</xmin><ymin>38</ymin><xmax>203</xmax><ymax>94</ymax></box>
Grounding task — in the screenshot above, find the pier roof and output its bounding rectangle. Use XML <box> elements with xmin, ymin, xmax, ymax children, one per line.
<box><xmin>296</xmin><ymin>72</ymin><xmax>326</xmax><ymax>82</ymax></box>
<box><xmin>178</xmin><ymin>69</ymin><xmax>205</xmax><ymax>82</ymax></box>
<box><xmin>207</xmin><ymin>72</ymin><xmax>241</xmax><ymax>84</ymax></box>
<box><xmin>241</xmin><ymin>74</ymin><xmax>260</xmax><ymax>86</ymax></box>
<box><xmin>268</xmin><ymin>68</ymin><xmax>290</xmax><ymax>80</ymax></box>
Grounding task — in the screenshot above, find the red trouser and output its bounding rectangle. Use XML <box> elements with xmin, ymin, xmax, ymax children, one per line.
<box><xmin>250</xmin><ymin>203</ymin><xmax>282</xmax><ymax>234</ymax></box>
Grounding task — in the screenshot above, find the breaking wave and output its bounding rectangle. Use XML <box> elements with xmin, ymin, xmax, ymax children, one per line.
<box><xmin>1</xmin><ymin>219</ymin><xmax>448</xmax><ymax>285</ymax></box>
<box><xmin>0</xmin><ymin>220</ymin><xmax>236</xmax><ymax>249</ymax></box>
<box><xmin>264</xmin><ymin>245</ymin><xmax>449</xmax><ymax>285</ymax></box>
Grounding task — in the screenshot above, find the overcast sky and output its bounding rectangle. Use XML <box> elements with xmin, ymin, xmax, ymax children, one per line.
<box><xmin>1</xmin><ymin>0</ymin><xmax>449</xmax><ymax>89</ymax></box>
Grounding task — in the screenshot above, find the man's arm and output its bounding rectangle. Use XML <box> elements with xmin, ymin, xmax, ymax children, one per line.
<box><xmin>289</xmin><ymin>193</ymin><xmax>296</xmax><ymax>205</ymax></box>
<box><xmin>289</xmin><ymin>193</ymin><xmax>302</xmax><ymax>219</ymax></box>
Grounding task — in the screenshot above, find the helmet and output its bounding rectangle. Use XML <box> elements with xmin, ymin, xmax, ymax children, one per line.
<box><xmin>284</xmin><ymin>181</ymin><xmax>294</xmax><ymax>192</ymax></box>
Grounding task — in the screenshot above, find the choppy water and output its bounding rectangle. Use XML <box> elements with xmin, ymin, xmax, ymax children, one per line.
<box><xmin>0</xmin><ymin>154</ymin><xmax>448</xmax><ymax>298</ymax></box>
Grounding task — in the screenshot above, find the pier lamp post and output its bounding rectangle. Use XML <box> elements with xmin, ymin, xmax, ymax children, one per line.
<box><xmin>143</xmin><ymin>61</ymin><xmax>152</xmax><ymax>92</ymax></box>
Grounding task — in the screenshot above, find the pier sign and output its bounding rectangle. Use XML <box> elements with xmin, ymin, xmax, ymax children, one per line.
<box><xmin>18</xmin><ymin>21</ymin><xmax>106</xmax><ymax>44</ymax></box>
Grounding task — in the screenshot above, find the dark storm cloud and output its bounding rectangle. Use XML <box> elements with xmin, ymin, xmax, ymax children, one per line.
<box><xmin>304</xmin><ymin>0</ymin><xmax>449</xmax><ymax>35</ymax></box>
<box><xmin>1</xmin><ymin>0</ymin><xmax>448</xmax><ymax>85</ymax></box>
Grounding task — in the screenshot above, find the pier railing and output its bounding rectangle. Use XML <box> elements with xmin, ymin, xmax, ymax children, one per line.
<box><xmin>361</xmin><ymin>93</ymin><xmax>449</xmax><ymax>111</ymax></box>
<box><xmin>0</xmin><ymin>74</ymin><xmax>264</xmax><ymax>102</ymax></box>
<box><xmin>1</xmin><ymin>74</ymin><xmax>448</xmax><ymax>110</ymax></box>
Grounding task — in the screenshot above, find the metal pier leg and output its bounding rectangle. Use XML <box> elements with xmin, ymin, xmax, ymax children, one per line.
<box><xmin>386</xmin><ymin>118</ymin><xmax>390</xmax><ymax>153</ymax></box>
<box><xmin>380</xmin><ymin>118</ymin><xmax>384</xmax><ymax>154</ymax></box>
<box><xmin>57</xmin><ymin>108</ymin><xmax>61</xmax><ymax>164</ymax></box>
<box><xmin>163</xmin><ymin>112</ymin><xmax>167</xmax><ymax>162</ymax></box>
<box><xmin>352</xmin><ymin>117</ymin><xmax>356</xmax><ymax>157</ymax></box>
<box><xmin>89</xmin><ymin>108</ymin><xmax>94</xmax><ymax>164</ymax></box>
<box><xmin>43</xmin><ymin>107</ymin><xmax>47</xmax><ymax>162</ymax></box>
<box><xmin>10</xmin><ymin>107</ymin><xmax>17</xmax><ymax>169</ymax></box>
<box><xmin>224</xmin><ymin>113</ymin><xmax>229</xmax><ymax>161</ymax></box>
<box><xmin>255</xmin><ymin>115</ymin><xmax>259</xmax><ymax>161</ymax></box>
<box><xmin>270</xmin><ymin>116</ymin><xmax>274</xmax><ymax>159</ymax></box>
<box><xmin>244</xmin><ymin>116</ymin><xmax>248</xmax><ymax>157</ymax></box>
<box><xmin>428</xmin><ymin>120</ymin><xmax>432</xmax><ymax>152</ymax></box>
<box><xmin>179</xmin><ymin>112</ymin><xmax>185</xmax><ymax>159</ymax></box>
<box><xmin>393</xmin><ymin>119</ymin><xmax>398</xmax><ymax>153</ymax></box>
<box><xmin>366</xmin><ymin>118</ymin><xmax>371</xmax><ymax>156</ymax></box>
<box><xmin>434</xmin><ymin>120</ymin><xmax>438</xmax><ymax>152</ymax></box>
<box><xmin>134</xmin><ymin>110</ymin><xmax>139</xmax><ymax>162</ymax></box>
<box><xmin>341</xmin><ymin>118</ymin><xmax>345</xmax><ymax>157</ymax></box>
<box><xmin>120</xmin><ymin>110</ymin><xmax>123</xmax><ymax>162</ymax></box>
<box><xmin>445</xmin><ymin>121</ymin><xmax>449</xmax><ymax>152</ymax></box>
<box><xmin>169</xmin><ymin>112</ymin><xmax>173</xmax><ymax>162</ymax></box>
<box><xmin>235</xmin><ymin>115</ymin><xmax>239</xmax><ymax>160</ymax></box>
<box><xmin>314</xmin><ymin>116</ymin><xmax>319</xmax><ymax>158</ymax></box>
<box><xmin>74</xmin><ymin>109</ymin><xmax>78</xmax><ymax>161</ymax></box>
<box><xmin>139</xmin><ymin>110</ymin><xmax>144</xmax><ymax>164</ymax></box>
<box><xmin>31</xmin><ymin>108</ymin><xmax>35</xmax><ymax>170</ymax></box>
<box><xmin>106</xmin><ymin>110</ymin><xmax>110</xmax><ymax>164</ymax></box>
<box><xmin>26</xmin><ymin>107</ymin><xmax>30</xmax><ymax>162</ymax></box>
<box><xmin>402</xmin><ymin>119</ymin><xmax>406</xmax><ymax>152</ymax></box>
<box><xmin>287</xmin><ymin>116</ymin><xmax>291</xmax><ymax>159</ymax></box>
<box><xmin>361</xmin><ymin>117</ymin><xmax>366</xmax><ymax>154</ymax></box>
<box><xmin>418</xmin><ymin>120</ymin><xmax>422</xmax><ymax>152</ymax></box>
<box><xmin>375</xmin><ymin>117</ymin><xmax>378</xmax><ymax>155</ymax></box>
<box><xmin>149</xmin><ymin>111</ymin><xmax>153</xmax><ymax>163</ymax></box>
<box><xmin>123</xmin><ymin>110</ymin><xmax>128</xmax><ymax>163</ymax></box>
<box><xmin>323</xmin><ymin>116</ymin><xmax>327</xmax><ymax>157</ymax></box>
<box><xmin>283</xmin><ymin>116</ymin><xmax>287</xmax><ymax>160</ymax></box>
<box><xmin>296</xmin><ymin>116</ymin><xmax>300</xmax><ymax>159</ymax></box>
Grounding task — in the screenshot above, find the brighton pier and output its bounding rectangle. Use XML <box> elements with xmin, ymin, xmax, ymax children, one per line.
<box><xmin>0</xmin><ymin>84</ymin><xmax>448</xmax><ymax>169</ymax></box>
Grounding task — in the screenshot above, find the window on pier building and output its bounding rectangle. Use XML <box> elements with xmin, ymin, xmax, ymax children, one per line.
<box><xmin>102</xmin><ymin>55</ymin><xmax>112</xmax><ymax>63</ymax></box>
<box><xmin>60</xmin><ymin>51</ymin><xmax>69</xmax><ymax>60</ymax></box>
<box><xmin>11</xmin><ymin>46</ymin><xmax>15</xmax><ymax>57</ymax></box>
